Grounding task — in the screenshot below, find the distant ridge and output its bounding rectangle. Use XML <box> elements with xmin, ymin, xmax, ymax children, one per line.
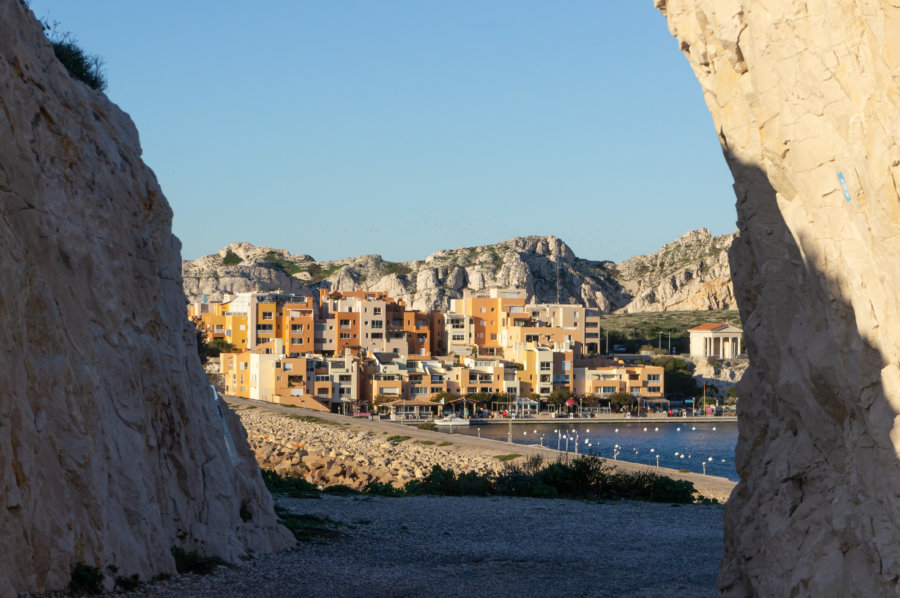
<box><xmin>182</xmin><ymin>229</ymin><xmax>737</xmax><ymax>313</ymax></box>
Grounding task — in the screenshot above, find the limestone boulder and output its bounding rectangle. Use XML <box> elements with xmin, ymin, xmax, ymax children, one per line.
<box><xmin>658</xmin><ymin>1</ymin><xmax>900</xmax><ymax>595</ymax></box>
<box><xmin>0</xmin><ymin>4</ymin><xmax>292</xmax><ymax>596</ymax></box>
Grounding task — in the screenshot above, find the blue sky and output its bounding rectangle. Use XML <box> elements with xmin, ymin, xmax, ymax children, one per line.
<box><xmin>28</xmin><ymin>1</ymin><xmax>736</xmax><ymax>263</ymax></box>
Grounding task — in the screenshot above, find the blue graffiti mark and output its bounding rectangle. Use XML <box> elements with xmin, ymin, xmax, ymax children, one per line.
<box><xmin>838</xmin><ymin>171</ymin><xmax>852</xmax><ymax>202</ymax></box>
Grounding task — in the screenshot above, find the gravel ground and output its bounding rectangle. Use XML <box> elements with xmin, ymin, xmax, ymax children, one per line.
<box><xmin>123</xmin><ymin>495</ymin><xmax>724</xmax><ymax>598</ymax></box>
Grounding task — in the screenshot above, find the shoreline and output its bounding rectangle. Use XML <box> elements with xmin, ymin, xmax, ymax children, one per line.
<box><xmin>426</xmin><ymin>414</ymin><xmax>738</xmax><ymax>425</ymax></box>
<box><xmin>227</xmin><ymin>395</ymin><xmax>737</xmax><ymax>504</ymax></box>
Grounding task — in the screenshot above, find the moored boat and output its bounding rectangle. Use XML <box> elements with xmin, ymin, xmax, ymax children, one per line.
<box><xmin>434</xmin><ymin>415</ymin><xmax>471</xmax><ymax>427</ymax></box>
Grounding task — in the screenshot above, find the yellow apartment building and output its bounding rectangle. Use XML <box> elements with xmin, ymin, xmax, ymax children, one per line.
<box><xmin>573</xmin><ymin>359</ymin><xmax>665</xmax><ymax>401</ymax></box>
<box><xmin>512</xmin><ymin>343</ymin><xmax>575</xmax><ymax>398</ymax></box>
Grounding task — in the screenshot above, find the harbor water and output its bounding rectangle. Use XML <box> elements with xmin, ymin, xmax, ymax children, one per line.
<box><xmin>437</xmin><ymin>420</ymin><xmax>739</xmax><ymax>481</ymax></box>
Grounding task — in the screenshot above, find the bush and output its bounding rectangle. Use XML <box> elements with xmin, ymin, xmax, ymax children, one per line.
<box><xmin>170</xmin><ymin>547</ymin><xmax>228</xmax><ymax>575</ymax></box>
<box><xmin>404</xmin><ymin>465</ymin><xmax>492</xmax><ymax>497</ymax></box>
<box><xmin>362</xmin><ymin>481</ymin><xmax>404</xmax><ymax>497</ymax></box>
<box><xmin>261</xmin><ymin>469</ymin><xmax>320</xmax><ymax>498</ymax></box>
<box><xmin>69</xmin><ymin>563</ymin><xmax>103</xmax><ymax>595</ymax></box>
<box><xmin>40</xmin><ymin>21</ymin><xmax>107</xmax><ymax>91</ymax></box>
<box><xmin>222</xmin><ymin>250</ymin><xmax>243</xmax><ymax>266</ymax></box>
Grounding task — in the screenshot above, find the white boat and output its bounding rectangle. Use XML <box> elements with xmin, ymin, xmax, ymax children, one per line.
<box><xmin>434</xmin><ymin>415</ymin><xmax>471</xmax><ymax>427</ymax></box>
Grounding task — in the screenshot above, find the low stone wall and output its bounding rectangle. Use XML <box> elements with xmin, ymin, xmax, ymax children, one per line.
<box><xmin>238</xmin><ymin>410</ymin><xmax>506</xmax><ymax>489</ymax></box>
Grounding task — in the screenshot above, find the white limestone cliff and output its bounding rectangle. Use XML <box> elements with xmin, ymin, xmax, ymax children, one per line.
<box><xmin>0</xmin><ymin>3</ymin><xmax>292</xmax><ymax>596</ymax></box>
<box><xmin>658</xmin><ymin>1</ymin><xmax>900</xmax><ymax>595</ymax></box>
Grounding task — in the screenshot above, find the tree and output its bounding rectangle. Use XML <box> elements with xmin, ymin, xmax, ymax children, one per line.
<box><xmin>373</xmin><ymin>394</ymin><xmax>394</xmax><ymax>406</ymax></box>
<box><xmin>606</xmin><ymin>392</ymin><xmax>634</xmax><ymax>413</ymax></box>
<box><xmin>725</xmin><ymin>386</ymin><xmax>739</xmax><ymax>405</ymax></box>
<box><xmin>191</xmin><ymin>317</ymin><xmax>212</xmax><ymax>365</ymax></box>
<box><xmin>430</xmin><ymin>391</ymin><xmax>459</xmax><ymax>404</ymax></box>
<box><xmin>548</xmin><ymin>387</ymin><xmax>572</xmax><ymax>408</ymax></box>
<box><xmin>651</xmin><ymin>356</ymin><xmax>701</xmax><ymax>398</ymax></box>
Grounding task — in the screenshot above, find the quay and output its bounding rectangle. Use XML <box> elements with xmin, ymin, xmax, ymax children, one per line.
<box><xmin>400</xmin><ymin>414</ymin><xmax>738</xmax><ymax>425</ymax></box>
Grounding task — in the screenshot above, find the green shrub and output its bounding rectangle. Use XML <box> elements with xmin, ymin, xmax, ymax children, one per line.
<box><xmin>222</xmin><ymin>250</ymin><xmax>243</xmax><ymax>266</ymax></box>
<box><xmin>261</xmin><ymin>469</ymin><xmax>320</xmax><ymax>498</ymax></box>
<box><xmin>114</xmin><ymin>574</ymin><xmax>140</xmax><ymax>592</ymax></box>
<box><xmin>405</xmin><ymin>465</ymin><xmax>492</xmax><ymax>497</ymax></box>
<box><xmin>385</xmin><ymin>435</ymin><xmax>412</xmax><ymax>443</ymax></box>
<box><xmin>322</xmin><ymin>484</ymin><xmax>359</xmax><ymax>496</ymax></box>
<box><xmin>274</xmin><ymin>507</ymin><xmax>341</xmax><ymax>542</ymax></box>
<box><xmin>69</xmin><ymin>563</ymin><xmax>103</xmax><ymax>595</ymax></box>
<box><xmin>362</xmin><ymin>481</ymin><xmax>404</xmax><ymax>497</ymax></box>
<box><xmin>494</xmin><ymin>454</ymin><xmax>521</xmax><ymax>462</ymax></box>
<box><xmin>40</xmin><ymin>20</ymin><xmax>107</xmax><ymax>91</ymax></box>
<box><xmin>170</xmin><ymin>547</ymin><xmax>228</xmax><ymax>575</ymax></box>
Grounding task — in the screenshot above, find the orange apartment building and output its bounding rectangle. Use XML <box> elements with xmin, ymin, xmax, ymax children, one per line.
<box><xmin>448</xmin><ymin>288</ymin><xmax>528</xmax><ymax>356</ymax></box>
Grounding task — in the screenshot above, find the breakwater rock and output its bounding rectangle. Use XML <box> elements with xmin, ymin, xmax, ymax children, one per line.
<box><xmin>239</xmin><ymin>410</ymin><xmax>505</xmax><ymax>489</ymax></box>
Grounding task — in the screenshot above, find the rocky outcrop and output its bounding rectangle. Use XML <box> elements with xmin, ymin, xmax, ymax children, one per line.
<box><xmin>615</xmin><ymin>229</ymin><xmax>736</xmax><ymax>312</ymax></box>
<box><xmin>239</xmin><ymin>410</ymin><xmax>504</xmax><ymax>489</ymax></box>
<box><xmin>183</xmin><ymin>231</ymin><xmax>737</xmax><ymax>313</ymax></box>
<box><xmin>0</xmin><ymin>4</ymin><xmax>291</xmax><ymax>596</ymax></box>
<box><xmin>659</xmin><ymin>1</ymin><xmax>900</xmax><ymax>595</ymax></box>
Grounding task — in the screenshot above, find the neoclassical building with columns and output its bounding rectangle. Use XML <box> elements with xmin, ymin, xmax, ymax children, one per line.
<box><xmin>688</xmin><ymin>323</ymin><xmax>744</xmax><ymax>359</ymax></box>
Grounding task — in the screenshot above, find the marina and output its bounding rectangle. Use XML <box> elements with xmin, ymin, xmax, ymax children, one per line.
<box><xmin>435</xmin><ymin>420</ymin><xmax>739</xmax><ymax>481</ymax></box>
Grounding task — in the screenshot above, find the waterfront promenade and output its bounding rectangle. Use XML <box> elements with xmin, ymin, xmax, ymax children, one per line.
<box><xmin>461</xmin><ymin>414</ymin><xmax>737</xmax><ymax>425</ymax></box>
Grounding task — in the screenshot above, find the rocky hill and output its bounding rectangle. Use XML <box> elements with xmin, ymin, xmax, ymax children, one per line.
<box><xmin>183</xmin><ymin>229</ymin><xmax>736</xmax><ymax>312</ymax></box>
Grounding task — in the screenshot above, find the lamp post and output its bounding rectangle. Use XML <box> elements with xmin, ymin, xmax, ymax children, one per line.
<box><xmin>555</xmin><ymin>429</ymin><xmax>560</xmax><ymax>451</ymax></box>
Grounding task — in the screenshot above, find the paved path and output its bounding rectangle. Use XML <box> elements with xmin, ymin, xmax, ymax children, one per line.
<box><xmin>226</xmin><ymin>396</ymin><xmax>737</xmax><ymax>503</ymax></box>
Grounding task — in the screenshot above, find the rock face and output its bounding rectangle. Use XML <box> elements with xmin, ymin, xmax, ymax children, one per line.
<box><xmin>183</xmin><ymin>230</ymin><xmax>737</xmax><ymax>313</ymax></box>
<box><xmin>615</xmin><ymin>228</ymin><xmax>736</xmax><ymax>312</ymax></box>
<box><xmin>0</xmin><ymin>4</ymin><xmax>292</xmax><ymax>596</ymax></box>
<box><xmin>658</xmin><ymin>1</ymin><xmax>900</xmax><ymax>595</ymax></box>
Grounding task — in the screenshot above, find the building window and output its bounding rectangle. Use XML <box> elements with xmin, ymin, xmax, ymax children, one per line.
<box><xmin>373</xmin><ymin>307</ymin><xmax>382</xmax><ymax>315</ymax></box>
<box><xmin>540</xmin><ymin>362</ymin><xmax>551</xmax><ymax>371</ymax></box>
<box><xmin>451</xmin><ymin>334</ymin><xmax>465</xmax><ymax>341</ymax></box>
<box><xmin>262</xmin><ymin>311</ymin><xmax>273</xmax><ymax>320</ymax></box>
<box><xmin>340</xmin><ymin>332</ymin><xmax>350</xmax><ymax>339</ymax></box>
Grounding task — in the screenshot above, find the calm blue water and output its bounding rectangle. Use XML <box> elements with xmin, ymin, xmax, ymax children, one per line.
<box><xmin>438</xmin><ymin>421</ymin><xmax>739</xmax><ymax>481</ymax></box>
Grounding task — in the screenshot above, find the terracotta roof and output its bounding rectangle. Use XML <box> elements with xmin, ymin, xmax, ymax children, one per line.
<box><xmin>689</xmin><ymin>323</ymin><xmax>727</xmax><ymax>331</ymax></box>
